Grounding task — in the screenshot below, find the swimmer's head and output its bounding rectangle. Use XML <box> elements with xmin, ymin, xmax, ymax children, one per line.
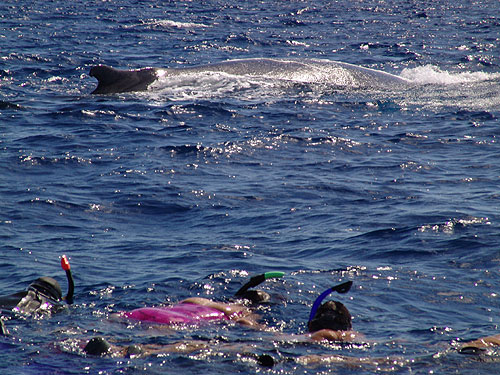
<box><xmin>307</xmin><ymin>300</ymin><xmax>352</xmax><ymax>332</ymax></box>
<box><xmin>84</xmin><ymin>337</ymin><xmax>112</xmax><ymax>356</ymax></box>
<box><xmin>238</xmin><ymin>289</ymin><xmax>271</xmax><ymax>304</ymax></box>
<box><xmin>28</xmin><ymin>276</ymin><xmax>62</xmax><ymax>302</ymax></box>
<box><xmin>235</xmin><ymin>272</ymin><xmax>283</xmax><ymax>304</ymax></box>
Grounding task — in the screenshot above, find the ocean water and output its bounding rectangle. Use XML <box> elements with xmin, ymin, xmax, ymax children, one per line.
<box><xmin>1</xmin><ymin>0</ymin><xmax>500</xmax><ymax>373</ymax></box>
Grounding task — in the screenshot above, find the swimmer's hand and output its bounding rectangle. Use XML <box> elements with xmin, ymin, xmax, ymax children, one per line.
<box><xmin>181</xmin><ymin>297</ymin><xmax>250</xmax><ymax>320</ymax></box>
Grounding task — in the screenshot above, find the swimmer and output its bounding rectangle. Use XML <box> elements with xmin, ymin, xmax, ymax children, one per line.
<box><xmin>0</xmin><ymin>255</ymin><xmax>74</xmax><ymax>335</ymax></box>
<box><xmin>82</xmin><ymin>279</ymin><xmax>357</xmax><ymax>368</ymax></box>
<box><xmin>307</xmin><ymin>299</ymin><xmax>359</xmax><ymax>342</ymax></box>
<box><xmin>0</xmin><ymin>255</ymin><xmax>74</xmax><ymax>316</ymax></box>
<box><xmin>80</xmin><ymin>272</ymin><xmax>284</xmax><ymax>362</ymax></box>
<box><xmin>114</xmin><ymin>271</ymin><xmax>284</xmax><ymax>328</ymax></box>
<box><xmin>82</xmin><ymin>335</ymin><xmax>208</xmax><ymax>357</ymax></box>
<box><xmin>81</xmin><ymin>336</ymin><xmax>276</xmax><ymax>366</ymax></box>
<box><xmin>284</xmin><ymin>281</ymin><xmax>360</xmax><ymax>343</ymax></box>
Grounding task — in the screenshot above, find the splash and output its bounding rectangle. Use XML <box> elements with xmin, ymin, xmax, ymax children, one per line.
<box><xmin>400</xmin><ymin>65</ymin><xmax>500</xmax><ymax>85</ymax></box>
<box><xmin>145</xmin><ymin>19</ymin><xmax>210</xmax><ymax>29</ymax></box>
<box><xmin>123</xmin><ymin>19</ymin><xmax>210</xmax><ymax>29</ymax></box>
<box><xmin>148</xmin><ymin>71</ymin><xmax>281</xmax><ymax>102</ymax></box>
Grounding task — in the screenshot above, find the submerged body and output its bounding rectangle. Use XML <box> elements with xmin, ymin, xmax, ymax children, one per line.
<box><xmin>122</xmin><ymin>298</ymin><xmax>247</xmax><ymax>325</ymax></box>
<box><xmin>89</xmin><ymin>58</ymin><xmax>410</xmax><ymax>94</ymax></box>
<box><xmin>115</xmin><ymin>273</ymin><xmax>283</xmax><ymax>327</ymax></box>
<box><xmin>124</xmin><ymin>303</ymin><xmax>229</xmax><ymax>325</ymax></box>
<box><xmin>117</xmin><ymin>297</ymin><xmax>257</xmax><ymax>327</ymax></box>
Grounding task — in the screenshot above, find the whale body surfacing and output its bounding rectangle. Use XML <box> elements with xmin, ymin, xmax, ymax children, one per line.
<box><xmin>89</xmin><ymin>58</ymin><xmax>410</xmax><ymax>95</ymax></box>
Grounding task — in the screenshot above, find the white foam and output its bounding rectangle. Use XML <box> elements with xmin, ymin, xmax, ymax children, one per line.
<box><xmin>124</xmin><ymin>19</ymin><xmax>210</xmax><ymax>29</ymax></box>
<box><xmin>400</xmin><ymin>65</ymin><xmax>500</xmax><ymax>85</ymax></box>
<box><xmin>148</xmin><ymin>71</ymin><xmax>275</xmax><ymax>101</ymax></box>
<box><xmin>147</xmin><ymin>19</ymin><xmax>210</xmax><ymax>29</ymax></box>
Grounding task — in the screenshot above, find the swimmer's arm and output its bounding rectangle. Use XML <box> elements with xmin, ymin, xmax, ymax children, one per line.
<box><xmin>297</xmin><ymin>353</ymin><xmax>402</xmax><ymax>366</ymax></box>
<box><xmin>182</xmin><ymin>297</ymin><xmax>233</xmax><ymax>315</ymax></box>
<box><xmin>181</xmin><ymin>297</ymin><xmax>250</xmax><ymax>321</ymax></box>
<box><xmin>181</xmin><ymin>297</ymin><xmax>265</xmax><ymax>329</ymax></box>
<box><xmin>269</xmin><ymin>330</ymin><xmax>361</xmax><ymax>344</ymax></box>
<box><xmin>309</xmin><ymin>329</ymin><xmax>360</xmax><ymax>342</ymax></box>
<box><xmin>460</xmin><ymin>333</ymin><xmax>500</xmax><ymax>349</ymax></box>
<box><xmin>110</xmin><ymin>340</ymin><xmax>209</xmax><ymax>358</ymax></box>
<box><xmin>128</xmin><ymin>341</ymin><xmax>261</xmax><ymax>359</ymax></box>
<box><xmin>234</xmin><ymin>313</ymin><xmax>269</xmax><ymax>330</ymax></box>
<box><xmin>181</xmin><ymin>297</ymin><xmax>212</xmax><ymax>306</ymax></box>
<box><xmin>140</xmin><ymin>340</ymin><xmax>208</xmax><ymax>355</ymax></box>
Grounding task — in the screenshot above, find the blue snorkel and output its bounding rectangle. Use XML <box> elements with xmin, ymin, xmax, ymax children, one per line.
<box><xmin>308</xmin><ymin>281</ymin><xmax>352</xmax><ymax>323</ymax></box>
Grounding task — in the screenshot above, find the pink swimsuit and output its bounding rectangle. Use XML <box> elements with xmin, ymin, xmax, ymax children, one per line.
<box><xmin>123</xmin><ymin>303</ymin><xmax>230</xmax><ymax>325</ymax></box>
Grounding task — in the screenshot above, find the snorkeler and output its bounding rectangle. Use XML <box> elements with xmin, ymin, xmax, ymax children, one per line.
<box><xmin>0</xmin><ymin>255</ymin><xmax>74</xmax><ymax>335</ymax></box>
<box><xmin>82</xmin><ymin>336</ymin><xmax>276</xmax><ymax>366</ymax></box>
<box><xmin>305</xmin><ymin>281</ymin><xmax>360</xmax><ymax>342</ymax></box>
<box><xmin>114</xmin><ymin>271</ymin><xmax>284</xmax><ymax>328</ymax></box>
<box><xmin>82</xmin><ymin>278</ymin><xmax>357</xmax><ymax>360</ymax></box>
<box><xmin>81</xmin><ymin>272</ymin><xmax>284</xmax><ymax>358</ymax></box>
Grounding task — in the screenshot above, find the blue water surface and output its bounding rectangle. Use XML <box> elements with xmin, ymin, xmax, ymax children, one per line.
<box><xmin>1</xmin><ymin>0</ymin><xmax>500</xmax><ymax>374</ymax></box>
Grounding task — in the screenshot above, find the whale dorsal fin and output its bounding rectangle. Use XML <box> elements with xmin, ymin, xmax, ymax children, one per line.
<box><xmin>90</xmin><ymin>65</ymin><xmax>158</xmax><ymax>94</ymax></box>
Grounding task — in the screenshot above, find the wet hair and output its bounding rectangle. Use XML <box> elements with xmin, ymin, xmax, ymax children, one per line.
<box><xmin>84</xmin><ymin>337</ymin><xmax>112</xmax><ymax>356</ymax></box>
<box><xmin>308</xmin><ymin>300</ymin><xmax>352</xmax><ymax>332</ymax></box>
<box><xmin>28</xmin><ymin>277</ymin><xmax>62</xmax><ymax>301</ymax></box>
<box><xmin>239</xmin><ymin>290</ymin><xmax>270</xmax><ymax>304</ymax></box>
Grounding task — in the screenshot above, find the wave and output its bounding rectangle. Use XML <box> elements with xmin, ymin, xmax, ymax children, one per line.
<box><xmin>351</xmin><ymin>216</ymin><xmax>490</xmax><ymax>240</ymax></box>
<box><xmin>341</xmin><ymin>215</ymin><xmax>492</xmax><ymax>263</ymax></box>
<box><xmin>18</xmin><ymin>153</ymin><xmax>92</xmax><ymax>166</ymax></box>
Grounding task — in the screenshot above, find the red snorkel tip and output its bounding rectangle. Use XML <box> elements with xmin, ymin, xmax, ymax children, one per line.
<box><xmin>61</xmin><ymin>255</ymin><xmax>71</xmax><ymax>271</ymax></box>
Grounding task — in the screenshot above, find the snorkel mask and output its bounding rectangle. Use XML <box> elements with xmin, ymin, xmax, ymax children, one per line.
<box><xmin>28</xmin><ymin>276</ymin><xmax>62</xmax><ymax>302</ymax></box>
<box><xmin>308</xmin><ymin>281</ymin><xmax>353</xmax><ymax>332</ymax></box>
<box><xmin>234</xmin><ymin>272</ymin><xmax>284</xmax><ymax>304</ymax></box>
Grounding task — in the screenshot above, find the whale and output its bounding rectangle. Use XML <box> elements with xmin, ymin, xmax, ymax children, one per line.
<box><xmin>89</xmin><ymin>58</ymin><xmax>410</xmax><ymax>94</ymax></box>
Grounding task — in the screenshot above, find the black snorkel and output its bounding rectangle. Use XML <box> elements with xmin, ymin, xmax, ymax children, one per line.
<box><xmin>308</xmin><ymin>281</ymin><xmax>352</xmax><ymax>324</ymax></box>
<box><xmin>60</xmin><ymin>255</ymin><xmax>74</xmax><ymax>304</ymax></box>
<box><xmin>235</xmin><ymin>272</ymin><xmax>284</xmax><ymax>303</ymax></box>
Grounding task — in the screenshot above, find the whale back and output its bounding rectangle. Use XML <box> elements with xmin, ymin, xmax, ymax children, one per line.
<box><xmin>89</xmin><ymin>59</ymin><xmax>409</xmax><ymax>94</ymax></box>
<box><xmin>174</xmin><ymin>59</ymin><xmax>409</xmax><ymax>87</ymax></box>
<box><xmin>90</xmin><ymin>65</ymin><xmax>158</xmax><ymax>94</ymax></box>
